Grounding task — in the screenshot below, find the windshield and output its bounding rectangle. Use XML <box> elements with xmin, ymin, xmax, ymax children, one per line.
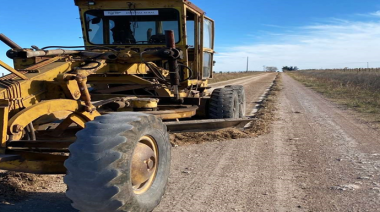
<box><xmin>85</xmin><ymin>9</ymin><xmax>180</xmax><ymax>45</ymax></box>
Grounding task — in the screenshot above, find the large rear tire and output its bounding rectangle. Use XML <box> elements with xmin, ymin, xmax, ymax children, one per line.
<box><xmin>208</xmin><ymin>87</ymin><xmax>239</xmax><ymax>119</ymax></box>
<box><xmin>64</xmin><ymin>112</ymin><xmax>171</xmax><ymax>212</ymax></box>
<box><xmin>225</xmin><ymin>85</ymin><xmax>246</xmax><ymax>117</ymax></box>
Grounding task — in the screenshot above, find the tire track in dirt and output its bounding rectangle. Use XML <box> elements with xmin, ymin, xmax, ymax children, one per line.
<box><xmin>275</xmin><ymin>74</ymin><xmax>380</xmax><ymax>211</ymax></box>
<box><xmin>156</xmin><ymin>142</ymin><xmax>237</xmax><ymax>212</ymax></box>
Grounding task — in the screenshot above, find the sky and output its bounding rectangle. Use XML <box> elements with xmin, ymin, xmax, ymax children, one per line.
<box><xmin>1</xmin><ymin>0</ymin><xmax>380</xmax><ymax>73</ymax></box>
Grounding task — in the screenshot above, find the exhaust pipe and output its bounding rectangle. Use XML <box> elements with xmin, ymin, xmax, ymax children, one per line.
<box><xmin>165</xmin><ymin>30</ymin><xmax>181</xmax><ymax>100</ymax></box>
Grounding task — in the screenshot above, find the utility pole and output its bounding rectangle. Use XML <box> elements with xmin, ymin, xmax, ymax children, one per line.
<box><xmin>246</xmin><ymin>57</ymin><xmax>249</xmax><ymax>72</ymax></box>
<box><xmin>367</xmin><ymin>62</ymin><xmax>369</xmax><ymax>68</ymax></box>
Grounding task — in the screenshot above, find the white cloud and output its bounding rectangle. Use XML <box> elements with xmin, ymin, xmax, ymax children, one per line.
<box><xmin>370</xmin><ymin>11</ymin><xmax>380</xmax><ymax>17</ymax></box>
<box><xmin>214</xmin><ymin>17</ymin><xmax>380</xmax><ymax>72</ymax></box>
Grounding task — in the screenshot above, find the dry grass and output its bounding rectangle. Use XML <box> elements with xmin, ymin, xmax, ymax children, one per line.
<box><xmin>288</xmin><ymin>70</ymin><xmax>380</xmax><ymax>123</ymax></box>
<box><xmin>296</xmin><ymin>69</ymin><xmax>380</xmax><ymax>91</ymax></box>
<box><xmin>209</xmin><ymin>71</ymin><xmax>262</xmax><ymax>84</ymax></box>
<box><xmin>170</xmin><ymin>74</ymin><xmax>281</xmax><ymax>146</ymax></box>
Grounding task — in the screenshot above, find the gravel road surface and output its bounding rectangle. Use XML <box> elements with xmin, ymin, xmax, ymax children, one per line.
<box><xmin>155</xmin><ymin>73</ymin><xmax>380</xmax><ymax>211</ymax></box>
<box><xmin>2</xmin><ymin>73</ymin><xmax>379</xmax><ymax>212</ymax></box>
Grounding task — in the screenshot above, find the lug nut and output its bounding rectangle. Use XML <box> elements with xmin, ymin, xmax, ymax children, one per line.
<box><xmin>145</xmin><ymin>158</ymin><xmax>155</xmax><ymax>170</ymax></box>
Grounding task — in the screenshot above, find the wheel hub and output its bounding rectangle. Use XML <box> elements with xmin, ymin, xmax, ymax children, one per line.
<box><xmin>131</xmin><ymin>136</ymin><xmax>158</xmax><ymax>194</ymax></box>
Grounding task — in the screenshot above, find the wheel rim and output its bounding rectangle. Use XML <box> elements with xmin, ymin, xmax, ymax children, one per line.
<box><xmin>131</xmin><ymin>135</ymin><xmax>159</xmax><ymax>195</ymax></box>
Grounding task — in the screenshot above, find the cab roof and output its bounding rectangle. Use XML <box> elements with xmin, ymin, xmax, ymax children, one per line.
<box><xmin>74</xmin><ymin>0</ymin><xmax>204</xmax><ymax>14</ymax></box>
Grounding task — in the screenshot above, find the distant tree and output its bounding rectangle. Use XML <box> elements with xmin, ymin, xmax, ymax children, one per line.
<box><xmin>282</xmin><ymin>66</ymin><xmax>299</xmax><ymax>71</ymax></box>
<box><xmin>266</xmin><ymin>66</ymin><xmax>278</xmax><ymax>72</ymax></box>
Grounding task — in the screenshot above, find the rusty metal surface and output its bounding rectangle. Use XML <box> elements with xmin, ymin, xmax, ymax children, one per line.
<box><xmin>165</xmin><ymin>30</ymin><xmax>180</xmax><ymax>86</ymax></box>
<box><xmin>0</xmin><ymin>33</ymin><xmax>22</xmax><ymax>50</ymax></box>
<box><xmin>19</xmin><ymin>56</ymin><xmax>62</xmax><ymax>73</ymax></box>
<box><xmin>165</xmin><ymin>30</ymin><xmax>181</xmax><ymax>101</ymax></box>
<box><xmin>24</xmin><ymin>49</ymin><xmax>79</xmax><ymax>58</ymax></box>
<box><xmin>0</xmin><ymin>71</ymin><xmax>28</xmax><ymax>81</ymax></box>
<box><xmin>76</xmin><ymin>76</ymin><xmax>95</xmax><ymax>112</ymax></box>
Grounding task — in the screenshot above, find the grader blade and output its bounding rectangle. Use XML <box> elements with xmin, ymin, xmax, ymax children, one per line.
<box><xmin>165</xmin><ymin>118</ymin><xmax>252</xmax><ymax>132</ymax></box>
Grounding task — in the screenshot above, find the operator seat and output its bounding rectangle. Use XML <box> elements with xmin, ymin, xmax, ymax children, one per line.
<box><xmin>111</xmin><ymin>19</ymin><xmax>136</xmax><ymax>44</ymax></box>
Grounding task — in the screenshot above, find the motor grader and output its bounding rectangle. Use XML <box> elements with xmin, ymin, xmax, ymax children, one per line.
<box><xmin>0</xmin><ymin>0</ymin><xmax>247</xmax><ymax>211</ymax></box>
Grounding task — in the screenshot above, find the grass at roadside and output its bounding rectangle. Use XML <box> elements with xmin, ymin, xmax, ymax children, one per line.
<box><xmin>288</xmin><ymin>71</ymin><xmax>380</xmax><ymax>124</ymax></box>
<box><xmin>209</xmin><ymin>71</ymin><xmax>262</xmax><ymax>84</ymax></box>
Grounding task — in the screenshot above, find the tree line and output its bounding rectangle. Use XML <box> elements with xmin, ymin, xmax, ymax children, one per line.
<box><xmin>282</xmin><ymin>66</ymin><xmax>299</xmax><ymax>71</ymax></box>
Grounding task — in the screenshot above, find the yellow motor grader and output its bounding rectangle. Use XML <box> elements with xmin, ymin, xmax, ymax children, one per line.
<box><xmin>0</xmin><ymin>0</ymin><xmax>247</xmax><ymax>211</ymax></box>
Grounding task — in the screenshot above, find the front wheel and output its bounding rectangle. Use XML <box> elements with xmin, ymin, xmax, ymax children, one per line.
<box><xmin>64</xmin><ymin>112</ymin><xmax>171</xmax><ymax>212</ymax></box>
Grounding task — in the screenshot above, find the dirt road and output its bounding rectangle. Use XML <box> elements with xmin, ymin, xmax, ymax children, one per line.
<box><xmin>2</xmin><ymin>73</ymin><xmax>380</xmax><ymax>211</ymax></box>
<box><xmin>155</xmin><ymin>74</ymin><xmax>380</xmax><ymax>211</ymax></box>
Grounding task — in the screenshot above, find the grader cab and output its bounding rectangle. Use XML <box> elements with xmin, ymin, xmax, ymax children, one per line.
<box><xmin>0</xmin><ymin>0</ymin><xmax>247</xmax><ymax>211</ymax></box>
